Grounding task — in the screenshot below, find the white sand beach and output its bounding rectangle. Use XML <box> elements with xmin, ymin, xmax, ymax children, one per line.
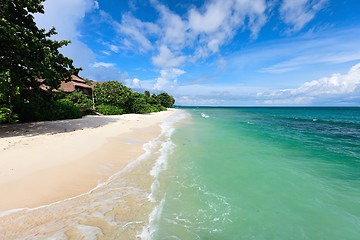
<box><xmin>0</xmin><ymin>109</ymin><xmax>178</xmax><ymax>212</ymax></box>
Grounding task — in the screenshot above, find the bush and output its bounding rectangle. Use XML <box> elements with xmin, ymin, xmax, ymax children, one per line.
<box><xmin>65</xmin><ymin>91</ymin><xmax>93</xmax><ymax>113</ymax></box>
<box><xmin>54</xmin><ymin>99</ymin><xmax>82</xmax><ymax>119</ymax></box>
<box><xmin>0</xmin><ymin>106</ymin><xmax>18</xmax><ymax>123</ymax></box>
<box><xmin>11</xmin><ymin>97</ymin><xmax>82</xmax><ymax>122</ymax></box>
<box><xmin>130</xmin><ymin>93</ymin><xmax>150</xmax><ymax>114</ymax></box>
<box><xmin>96</xmin><ymin>104</ymin><xmax>124</xmax><ymax>115</ymax></box>
<box><xmin>12</xmin><ymin>98</ymin><xmax>53</xmax><ymax>122</ymax></box>
<box><xmin>93</xmin><ymin>81</ymin><xmax>131</xmax><ymax>108</ymax></box>
<box><xmin>157</xmin><ymin>92</ymin><xmax>175</xmax><ymax>108</ymax></box>
<box><xmin>149</xmin><ymin>104</ymin><xmax>166</xmax><ymax>113</ymax></box>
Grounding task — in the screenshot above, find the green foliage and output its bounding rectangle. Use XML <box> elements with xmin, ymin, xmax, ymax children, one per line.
<box><xmin>0</xmin><ymin>1</ymin><xmax>176</xmax><ymax>123</ymax></box>
<box><xmin>157</xmin><ymin>92</ymin><xmax>175</xmax><ymax>108</ymax></box>
<box><xmin>54</xmin><ymin>99</ymin><xmax>82</xmax><ymax>119</ymax></box>
<box><xmin>0</xmin><ymin>106</ymin><xmax>18</xmax><ymax>123</ymax></box>
<box><xmin>130</xmin><ymin>93</ymin><xmax>150</xmax><ymax>114</ymax></box>
<box><xmin>65</xmin><ymin>91</ymin><xmax>93</xmax><ymax>112</ymax></box>
<box><xmin>11</xmin><ymin>97</ymin><xmax>81</xmax><ymax>122</ymax></box>
<box><xmin>0</xmin><ymin>0</ymin><xmax>80</xmax><ymax>122</ymax></box>
<box><xmin>144</xmin><ymin>90</ymin><xmax>150</xmax><ymax>98</ymax></box>
<box><xmin>83</xmin><ymin>78</ymin><xmax>94</xmax><ymax>86</ymax></box>
<box><xmin>93</xmin><ymin>81</ymin><xmax>131</xmax><ymax>109</ymax></box>
<box><xmin>93</xmin><ymin>83</ymin><xmax>172</xmax><ymax>115</ymax></box>
<box><xmin>149</xmin><ymin>104</ymin><xmax>167</xmax><ymax>113</ymax></box>
<box><xmin>145</xmin><ymin>93</ymin><xmax>158</xmax><ymax>105</ymax></box>
<box><xmin>96</xmin><ymin>104</ymin><xmax>124</xmax><ymax>115</ymax></box>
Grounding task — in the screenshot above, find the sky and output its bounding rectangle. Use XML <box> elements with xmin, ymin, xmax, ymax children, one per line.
<box><xmin>34</xmin><ymin>0</ymin><xmax>360</xmax><ymax>106</ymax></box>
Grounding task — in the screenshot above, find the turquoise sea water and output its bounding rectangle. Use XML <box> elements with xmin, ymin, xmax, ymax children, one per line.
<box><xmin>152</xmin><ymin>107</ymin><xmax>360</xmax><ymax>239</ymax></box>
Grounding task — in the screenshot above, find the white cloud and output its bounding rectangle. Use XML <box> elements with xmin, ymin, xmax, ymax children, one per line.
<box><xmin>100</xmin><ymin>10</ymin><xmax>160</xmax><ymax>52</ymax></box>
<box><xmin>109</xmin><ymin>44</ymin><xmax>120</xmax><ymax>53</ymax></box>
<box><xmin>154</xmin><ymin>68</ymin><xmax>185</xmax><ymax>91</ymax></box>
<box><xmin>152</xmin><ymin>45</ymin><xmax>186</xmax><ymax>68</ymax></box>
<box><xmin>188</xmin><ymin>0</ymin><xmax>231</xmax><ymax>34</ymax></box>
<box><xmin>101</xmin><ymin>0</ymin><xmax>268</xmax><ymax>68</ymax></box>
<box><xmin>258</xmin><ymin>62</ymin><xmax>360</xmax><ymax>104</ymax></box>
<box><xmin>187</xmin><ymin>0</ymin><xmax>268</xmax><ymax>58</ymax></box>
<box><xmin>93</xmin><ymin>1</ymin><xmax>99</xmax><ymax>9</ymax></box>
<box><xmin>127</xmin><ymin>78</ymin><xmax>141</xmax><ymax>88</ymax></box>
<box><xmin>133</xmin><ymin>78</ymin><xmax>141</xmax><ymax>88</ymax></box>
<box><xmin>280</xmin><ymin>0</ymin><xmax>328</xmax><ymax>32</ymax></box>
<box><xmin>34</xmin><ymin>0</ymin><xmax>97</xmax><ymax>69</ymax></box>
<box><xmin>92</xmin><ymin>62</ymin><xmax>115</xmax><ymax>68</ymax></box>
<box><xmin>101</xmin><ymin>50</ymin><xmax>111</xmax><ymax>56</ymax></box>
<box><xmin>155</xmin><ymin>3</ymin><xmax>188</xmax><ymax>50</ymax></box>
<box><xmin>34</xmin><ymin>0</ymin><xmax>133</xmax><ymax>84</ymax></box>
<box><xmin>35</xmin><ymin>0</ymin><xmax>96</xmax><ymax>40</ymax></box>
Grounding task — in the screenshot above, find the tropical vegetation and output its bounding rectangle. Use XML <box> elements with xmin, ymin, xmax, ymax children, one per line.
<box><xmin>93</xmin><ymin>81</ymin><xmax>174</xmax><ymax>115</ymax></box>
<box><xmin>0</xmin><ymin>0</ymin><xmax>175</xmax><ymax>123</ymax></box>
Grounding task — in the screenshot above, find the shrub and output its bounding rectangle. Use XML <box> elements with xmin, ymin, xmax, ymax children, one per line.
<box><xmin>93</xmin><ymin>81</ymin><xmax>131</xmax><ymax>108</ymax></box>
<box><xmin>149</xmin><ymin>104</ymin><xmax>166</xmax><ymax>113</ymax></box>
<box><xmin>54</xmin><ymin>99</ymin><xmax>82</xmax><ymax>119</ymax></box>
<box><xmin>0</xmin><ymin>106</ymin><xmax>18</xmax><ymax>123</ymax></box>
<box><xmin>11</xmin><ymin>97</ymin><xmax>82</xmax><ymax>122</ymax></box>
<box><xmin>130</xmin><ymin>93</ymin><xmax>150</xmax><ymax>114</ymax></box>
<box><xmin>65</xmin><ymin>91</ymin><xmax>93</xmax><ymax>113</ymax></box>
<box><xmin>157</xmin><ymin>92</ymin><xmax>175</xmax><ymax>108</ymax></box>
<box><xmin>96</xmin><ymin>104</ymin><xmax>124</xmax><ymax>115</ymax></box>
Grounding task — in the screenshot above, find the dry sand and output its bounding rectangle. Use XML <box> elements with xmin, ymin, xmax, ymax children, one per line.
<box><xmin>0</xmin><ymin>109</ymin><xmax>178</xmax><ymax>212</ymax></box>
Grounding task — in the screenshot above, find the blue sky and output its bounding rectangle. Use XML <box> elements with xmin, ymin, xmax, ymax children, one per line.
<box><xmin>34</xmin><ymin>0</ymin><xmax>360</xmax><ymax>106</ymax></box>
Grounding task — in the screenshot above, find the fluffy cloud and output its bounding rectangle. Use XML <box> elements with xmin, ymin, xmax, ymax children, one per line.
<box><xmin>187</xmin><ymin>0</ymin><xmax>267</xmax><ymax>57</ymax></box>
<box><xmin>34</xmin><ymin>0</ymin><xmax>133</xmax><ymax>83</ymax></box>
<box><xmin>152</xmin><ymin>45</ymin><xmax>186</xmax><ymax>68</ymax></box>
<box><xmin>280</xmin><ymin>0</ymin><xmax>328</xmax><ymax>32</ymax></box>
<box><xmin>126</xmin><ymin>78</ymin><xmax>141</xmax><ymax>89</ymax></box>
<box><xmin>154</xmin><ymin>68</ymin><xmax>186</xmax><ymax>91</ymax></box>
<box><xmin>100</xmin><ymin>10</ymin><xmax>160</xmax><ymax>53</ymax></box>
<box><xmin>258</xmin><ymin>62</ymin><xmax>360</xmax><ymax>104</ymax></box>
<box><xmin>34</xmin><ymin>0</ymin><xmax>98</xmax><ymax>68</ymax></box>
<box><xmin>155</xmin><ymin>3</ymin><xmax>188</xmax><ymax>50</ymax></box>
<box><xmin>100</xmin><ymin>0</ymin><xmax>328</xmax><ymax>71</ymax></box>
<box><xmin>101</xmin><ymin>0</ymin><xmax>268</xmax><ymax>69</ymax></box>
<box><xmin>34</xmin><ymin>0</ymin><xmax>97</xmax><ymax>40</ymax></box>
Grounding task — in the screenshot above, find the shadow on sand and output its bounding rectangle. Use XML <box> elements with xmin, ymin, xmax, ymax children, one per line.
<box><xmin>0</xmin><ymin>116</ymin><xmax>120</xmax><ymax>138</ymax></box>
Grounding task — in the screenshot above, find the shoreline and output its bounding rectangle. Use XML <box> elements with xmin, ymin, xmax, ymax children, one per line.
<box><xmin>0</xmin><ymin>109</ymin><xmax>179</xmax><ymax>213</ymax></box>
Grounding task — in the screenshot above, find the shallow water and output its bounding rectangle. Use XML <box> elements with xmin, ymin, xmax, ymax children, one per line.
<box><xmin>153</xmin><ymin>107</ymin><xmax>360</xmax><ymax>240</ymax></box>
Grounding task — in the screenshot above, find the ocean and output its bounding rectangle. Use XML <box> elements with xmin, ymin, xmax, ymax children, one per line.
<box><xmin>149</xmin><ymin>107</ymin><xmax>360</xmax><ymax>239</ymax></box>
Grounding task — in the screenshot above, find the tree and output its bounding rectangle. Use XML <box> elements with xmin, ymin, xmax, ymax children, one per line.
<box><xmin>65</xmin><ymin>91</ymin><xmax>93</xmax><ymax>113</ymax></box>
<box><xmin>144</xmin><ymin>90</ymin><xmax>150</xmax><ymax>98</ymax></box>
<box><xmin>93</xmin><ymin>81</ymin><xmax>132</xmax><ymax>110</ymax></box>
<box><xmin>83</xmin><ymin>78</ymin><xmax>94</xmax><ymax>86</ymax></box>
<box><xmin>0</xmin><ymin>0</ymin><xmax>79</xmax><ymax>122</ymax></box>
<box><xmin>157</xmin><ymin>92</ymin><xmax>175</xmax><ymax>108</ymax></box>
<box><xmin>130</xmin><ymin>92</ymin><xmax>149</xmax><ymax>114</ymax></box>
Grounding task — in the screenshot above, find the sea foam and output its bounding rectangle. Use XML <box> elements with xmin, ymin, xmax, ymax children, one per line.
<box><xmin>139</xmin><ymin>109</ymin><xmax>191</xmax><ymax>239</ymax></box>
